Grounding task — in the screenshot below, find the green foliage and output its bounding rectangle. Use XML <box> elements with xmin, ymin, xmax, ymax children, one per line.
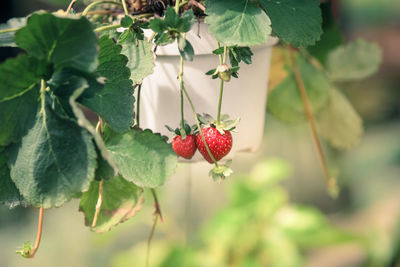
<box><xmin>79</xmin><ymin>176</ymin><xmax>143</xmax><ymax>233</ymax></box>
<box><xmin>103</xmin><ymin>127</ymin><xmax>178</xmax><ymax>188</ymax></box>
<box><xmin>326</xmin><ymin>39</ymin><xmax>382</xmax><ymax>82</ymax></box>
<box><xmin>205</xmin><ymin>0</ymin><xmax>272</xmax><ymax>46</ymax></box>
<box><xmin>259</xmin><ymin>0</ymin><xmax>323</xmax><ymax>47</ymax></box>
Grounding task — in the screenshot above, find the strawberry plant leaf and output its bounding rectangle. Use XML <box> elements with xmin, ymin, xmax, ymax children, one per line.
<box><xmin>103</xmin><ymin>127</ymin><xmax>178</xmax><ymax>188</ymax></box>
<box><xmin>0</xmin><ymin>17</ymin><xmax>27</xmax><ymax>47</ymax></box>
<box><xmin>178</xmin><ymin>36</ymin><xmax>194</xmax><ymax>61</ymax></box>
<box><xmin>0</xmin><ymin>147</ymin><xmax>26</xmax><ymax>208</ymax></box>
<box><xmin>326</xmin><ymin>39</ymin><xmax>382</xmax><ymax>82</ymax></box>
<box><xmin>0</xmin><ymin>54</ymin><xmax>48</xmax><ymax>146</ymax></box>
<box><xmin>7</xmin><ymin>91</ymin><xmax>97</xmax><ymax>209</ymax></box>
<box><xmin>121</xmin><ymin>39</ymin><xmax>155</xmax><ymax>84</ymax></box>
<box><xmin>15</xmin><ymin>13</ymin><xmax>98</xmax><ymax>72</ymax></box>
<box><xmin>267</xmin><ymin>53</ymin><xmax>330</xmax><ymax>122</ymax></box>
<box><xmin>316</xmin><ymin>89</ymin><xmax>363</xmax><ymax>150</ymax></box>
<box><xmin>205</xmin><ymin>0</ymin><xmax>272</xmax><ymax>46</ymax></box>
<box><xmin>259</xmin><ymin>0</ymin><xmax>323</xmax><ymax>47</ymax></box>
<box><xmin>79</xmin><ymin>175</ymin><xmax>144</xmax><ymax>233</ymax></box>
<box><xmin>80</xmin><ymin>36</ymin><xmax>135</xmax><ymax>133</ymax></box>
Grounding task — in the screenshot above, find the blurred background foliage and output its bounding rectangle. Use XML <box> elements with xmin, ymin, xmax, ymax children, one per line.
<box><xmin>0</xmin><ymin>0</ymin><xmax>399</xmax><ymax>266</ymax></box>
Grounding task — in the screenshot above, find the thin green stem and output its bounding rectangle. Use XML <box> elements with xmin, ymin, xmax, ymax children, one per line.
<box><xmin>179</xmin><ymin>53</ymin><xmax>185</xmax><ymax>129</ymax></box>
<box><xmin>217</xmin><ymin>79</ymin><xmax>224</xmax><ymax>124</ymax></box>
<box><xmin>136</xmin><ymin>84</ymin><xmax>142</xmax><ymax>127</ymax></box>
<box><xmin>179</xmin><ymin>0</ymin><xmax>189</xmax><ymax>7</ymax></box>
<box><xmin>0</xmin><ymin>27</ymin><xmax>20</xmax><ymax>34</ymax></box>
<box><xmin>82</xmin><ymin>0</ymin><xmax>122</xmax><ymax>16</ymax></box>
<box><xmin>223</xmin><ymin>45</ymin><xmax>228</xmax><ymax>64</ymax></box>
<box><xmin>121</xmin><ymin>0</ymin><xmax>129</xmax><ymax>15</ymax></box>
<box><xmin>146</xmin><ymin>214</ymin><xmax>159</xmax><ymax>267</ymax></box>
<box><xmin>216</xmin><ymin>41</ymin><xmax>223</xmax><ymax>64</ymax></box>
<box><xmin>175</xmin><ymin>0</ymin><xmax>182</xmax><ymax>13</ymax></box>
<box><xmin>94</xmin><ymin>23</ymin><xmax>121</xmax><ymax>32</ymax></box>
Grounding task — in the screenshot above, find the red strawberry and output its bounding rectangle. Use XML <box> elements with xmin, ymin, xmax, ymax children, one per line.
<box><xmin>172</xmin><ymin>135</ymin><xmax>197</xmax><ymax>159</ymax></box>
<box><xmin>196</xmin><ymin>126</ymin><xmax>232</xmax><ymax>163</ymax></box>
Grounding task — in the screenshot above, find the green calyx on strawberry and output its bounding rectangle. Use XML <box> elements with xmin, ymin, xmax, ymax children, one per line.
<box><xmin>205</xmin><ymin>64</ymin><xmax>240</xmax><ymax>82</ymax></box>
<box><xmin>210</xmin><ymin>160</ymin><xmax>233</xmax><ymax>182</ymax></box>
<box><xmin>166</xmin><ymin>122</ymin><xmax>197</xmax><ymax>160</ymax></box>
<box><xmin>195</xmin><ymin>114</ymin><xmax>240</xmax><ymax>164</ymax></box>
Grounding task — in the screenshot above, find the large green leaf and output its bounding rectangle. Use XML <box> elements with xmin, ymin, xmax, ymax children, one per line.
<box><xmin>103</xmin><ymin>127</ymin><xmax>177</xmax><ymax>188</ymax></box>
<box><xmin>15</xmin><ymin>13</ymin><xmax>98</xmax><ymax>72</ymax></box>
<box><xmin>259</xmin><ymin>0</ymin><xmax>322</xmax><ymax>47</ymax></box>
<box><xmin>0</xmin><ymin>54</ymin><xmax>48</xmax><ymax>146</ymax></box>
<box><xmin>0</xmin><ymin>17</ymin><xmax>27</xmax><ymax>47</ymax></box>
<box><xmin>7</xmin><ymin>91</ymin><xmax>97</xmax><ymax>209</ymax></box>
<box><xmin>267</xmin><ymin>53</ymin><xmax>330</xmax><ymax>122</ymax></box>
<box><xmin>121</xmin><ymin>40</ymin><xmax>155</xmax><ymax>84</ymax></box>
<box><xmin>0</xmin><ymin>147</ymin><xmax>25</xmax><ymax>208</ymax></box>
<box><xmin>80</xmin><ymin>36</ymin><xmax>135</xmax><ymax>133</ymax></box>
<box><xmin>326</xmin><ymin>39</ymin><xmax>382</xmax><ymax>82</ymax></box>
<box><xmin>205</xmin><ymin>0</ymin><xmax>272</xmax><ymax>46</ymax></box>
<box><xmin>316</xmin><ymin>89</ymin><xmax>363</xmax><ymax>150</ymax></box>
<box><xmin>79</xmin><ymin>176</ymin><xmax>144</xmax><ymax>233</ymax></box>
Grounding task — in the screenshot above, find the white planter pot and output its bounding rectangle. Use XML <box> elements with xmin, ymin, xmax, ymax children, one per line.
<box><xmin>140</xmin><ymin>24</ymin><xmax>277</xmax><ymax>162</ymax></box>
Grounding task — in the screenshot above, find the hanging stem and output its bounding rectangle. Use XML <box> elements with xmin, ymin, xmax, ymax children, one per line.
<box><xmin>145</xmin><ymin>188</ymin><xmax>162</xmax><ymax>267</ymax></box>
<box><xmin>28</xmin><ymin>206</ymin><xmax>44</xmax><ymax>258</ymax></box>
<box><xmin>65</xmin><ymin>0</ymin><xmax>77</xmax><ymax>14</ymax></box>
<box><xmin>216</xmin><ymin>42</ymin><xmax>227</xmax><ymax>124</ymax></box>
<box><xmin>175</xmin><ymin>0</ymin><xmax>182</xmax><ymax>13</ymax></box>
<box><xmin>136</xmin><ymin>84</ymin><xmax>142</xmax><ymax>126</ymax></box>
<box><xmin>179</xmin><ymin>49</ymin><xmax>185</xmax><ymax>129</ymax></box>
<box><xmin>121</xmin><ymin>0</ymin><xmax>129</xmax><ymax>15</ymax></box>
<box><xmin>91</xmin><ymin>180</ymin><xmax>104</xmax><ymax>228</ymax></box>
<box><xmin>82</xmin><ymin>1</ymin><xmax>123</xmax><ymax>16</ymax></box>
<box><xmin>94</xmin><ymin>23</ymin><xmax>121</xmax><ymax>32</ymax></box>
<box><xmin>288</xmin><ymin>48</ymin><xmax>337</xmax><ymax>194</ymax></box>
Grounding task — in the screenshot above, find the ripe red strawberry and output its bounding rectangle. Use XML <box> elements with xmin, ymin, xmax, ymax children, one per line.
<box><xmin>172</xmin><ymin>135</ymin><xmax>197</xmax><ymax>159</ymax></box>
<box><xmin>196</xmin><ymin>126</ymin><xmax>232</xmax><ymax>163</ymax></box>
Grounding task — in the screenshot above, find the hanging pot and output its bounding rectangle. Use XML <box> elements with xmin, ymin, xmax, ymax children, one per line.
<box><xmin>140</xmin><ymin>23</ymin><xmax>278</xmax><ymax>162</ymax></box>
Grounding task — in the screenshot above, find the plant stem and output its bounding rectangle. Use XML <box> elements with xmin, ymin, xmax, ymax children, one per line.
<box><xmin>150</xmin><ymin>188</ymin><xmax>163</xmax><ymax>221</ymax></box>
<box><xmin>288</xmin><ymin>48</ymin><xmax>337</xmax><ymax>194</ymax></box>
<box><xmin>28</xmin><ymin>206</ymin><xmax>44</xmax><ymax>258</ymax></box>
<box><xmin>216</xmin><ymin>42</ymin><xmax>226</xmax><ymax>125</ymax></box>
<box><xmin>91</xmin><ymin>180</ymin><xmax>104</xmax><ymax>228</ymax></box>
<box><xmin>175</xmin><ymin>0</ymin><xmax>182</xmax><ymax>13</ymax></box>
<box><xmin>82</xmin><ymin>0</ymin><xmax>123</xmax><ymax>16</ymax></box>
<box><xmin>65</xmin><ymin>0</ymin><xmax>77</xmax><ymax>14</ymax></box>
<box><xmin>94</xmin><ymin>23</ymin><xmax>121</xmax><ymax>32</ymax></box>
<box><xmin>121</xmin><ymin>0</ymin><xmax>129</xmax><ymax>15</ymax></box>
<box><xmin>0</xmin><ymin>27</ymin><xmax>20</xmax><ymax>34</ymax></box>
<box><xmin>179</xmin><ymin>53</ymin><xmax>185</xmax><ymax>129</ymax></box>
<box><xmin>136</xmin><ymin>84</ymin><xmax>142</xmax><ymax>126</ymax></box>
<box><xmin>146</xmin><ymin>213</ymin><xmax>159</xmax><ymax>267</ymax></box>
<box><xmin>223</xmin><ymin>45</ymin><xmax>227</xmax><ymax>64</ymax></box>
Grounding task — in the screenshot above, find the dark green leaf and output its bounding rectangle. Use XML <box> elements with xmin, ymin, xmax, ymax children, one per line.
<box><xmin>121</xmin><ymin>39</ymin><xmax>155</xmax><ymax>84</ymax></box>
<box><xmin>15</xmin><ymin>13</ymin><xmax>98</xmax><ymax>72</ymax></box>
<box><xmin>7</xmin><ymin>91</ymin><xmax>97</xmax><ymax>208</ymax></box>
<box><xmin>205</xmin><ymin>0</ymin><xmax>272</xmax><ymax>46</ymax></box>
<box><xmin>0</xmin><ymin>54</ymin><xmax>47</xmax><ymax>146</ymax></box>
<box><xmin>148</xmin><ymin>18</ymin><xmax>166</xmax><ymax>33</ymax></box>
<box><xmin>79</xmin><ymin>176</ymin><xmax>144</xmax><ymax>233</ymax></box>
<box><xmin>155</xmin><ymin>32</ymin><xmax>175</xmax><ymax>46</ymax></box>
<box><xmin>103</xmin><ymin>127</ymin><xmax>178</xmax><ymax>188</ymax></box>
<box><xmin>163</xmin><ymin>7</ymin><xmax>180</xmax><ymax>29</ymax></box>
<box><xmin>178</xmin><ymin>36</ymin><xmax>194</xmax><ymax>61</ymax></box>
<box><xmin>267</xmin><ymin>53</ymin><xmax>330</xmax><ymax>122</ymax></box>
<box><xmin>259</xmin><ymin>0</ymin><xmax>322</xmax><ymax>47</ymax></box>
<box><xmin>80</xmin><ymin>36</ymin><xmax>135</xmax><ymax>133</ymax></box>
<box><xmin>0</xmin><ymin>147</ymin><xmax>25</xmax><ymax>208</ymax></box>
<box><xmin>178</xmin><ymin>10</ymin><xmax>196</xmax><ymax>32</ymax></box>
<box><xmin>0</xmin><ymin>17</ymin><xmax>27</xmax><ymax>47</ymax></box>
<box><xmin>121</xmin><ymin>15</ymin><xmax>133</xmax><ymax>28</ymax></box>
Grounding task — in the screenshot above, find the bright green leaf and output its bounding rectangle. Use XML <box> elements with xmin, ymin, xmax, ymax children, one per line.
<box><xmin>0</xmin><ymin>147</ymin><xmax>25</xmax><ymax>208</ymax></box>
<box><xmin>7</xmin><ymin>91</ymin><xmax>97</xmax><ymax>209</ymax></box>
<box><xmin>15</xmin><ymin>13</ymin><xmax>98</xmax><ymax>72</ymax></box>
<box><xmin>80</xmin><ymin>36</ymin><xmax>135</xmax><ymax>133</ymax></box>
<box><xmin>0</xmin><ymin>17</ymin><xmax>27</xmax><ymax>47</ymax></box>
<box><xmin>79</xmin><ymin>176</ymin><xmax>144</xmax><ymax>233</ymax></box>
<box><xmin>267</xmin><ymin>53</ymin><xmax>330</xmax><ymax>122</ymax></box>
<box><xmin>316</xmin><ymin>88</ymin><xmax>363</xmax><ymax>150</ymax></box>
<box><xmin>205</xmin><ymin>0</ymin><xmax>272</xmax><ymax>46</ymax></box>
<box><xmin>121</xmin><ymin>39</ymin><xmax>155</xmax><ymax>84</ymax></box>
<box><xmin>326</xmin><ymin>39</ymin><xmax>382</xmax><ymax>82</ymax></box>
<box><xmin>259</xmin><ymin>0</ymin><xmax>322</xmax><ymax>47</ymax></box>
<box><xmin>103</xmin><ymin>127</ymin><xmax>178</xmax><ymax>188</ymax></box>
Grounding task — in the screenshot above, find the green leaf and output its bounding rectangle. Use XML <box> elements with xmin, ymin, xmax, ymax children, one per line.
<box><xmin>205</xmin><ymin>0</ymin><xmax>272</xmax><ymax>46</ymax></box>
<box><xmin>154</xmin><ymin>32</ymin><xmax>175</xmax><ymax>46</ymax></box>
<box><xmin>15</xmin><ymin>13</ymin><xmax>98</xmax><ymax>72</ymax></box>
<box><xmin>79</xmin><ymin>176</ymin><xmax>144</xmax><ymax>233</ymax></box>
<box><xmin>80</xmin><ymin>36</ymin><xmax>135</xmax><ymax>133</ymax></box>
<box><xmin>7</xmin><ymin>91</ymin><xmax>97</xmax><ymax>208</ymax></box>
<box><xmin>0</xmin><ymin>54</ymin><xmax>48</xmax><ymax>146</ymax></box>
<box><xmin>267</xmin><ymin>53</ymin><xmax>330</xmax><ymax>122</ymax></box>
<box><xmin>121</xmin><ymin>15</ymin><xmax>133</xmax><ymax>28</ymax></box>
<box><xmin>103</xmin><ymin>127</ymin><xmax>178</xmax><ymax>188</ymax></box>
<box><xmin>121</xmin><ymin>39</ymin><xmax>155</xmax><ymax>84</ymax></box>
<box><xmin>259</xmin><ymin>0</ymin><xmax>322</xmax><ymax>47</ymax></box>
<box><xmin>178</xmin><ymin>36</ymin><xmax>194</xmax><ymax>61</ymax></box>
<box><xmin>316</xmin><ymin>89</ymin><xmax>363</xmax><ymax>150</ymax></box>
<box><xmin>0</xmin><ymin>147</ymin><xmax>25</xmax><ymax>208</ymax></box>
<box><xmin>326</xmin><ymin>39</ymin><xmax>382</xmax><ymax>82</ymax></box>
<box><xmin>0</xmin><ymin>17</ymin><xmax>27</xmax><ymax>47</ymax></box>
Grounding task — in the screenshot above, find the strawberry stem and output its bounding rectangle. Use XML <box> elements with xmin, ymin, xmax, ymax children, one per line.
<box><xmin>179</xmin><ymin>55</ymin><xmax>185</xmax><ymax>129</ymax></box>
<box><xmin>216</xmin><ymin>42</ymin><xmax>227</xmax><ymax>125</ymax></box>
